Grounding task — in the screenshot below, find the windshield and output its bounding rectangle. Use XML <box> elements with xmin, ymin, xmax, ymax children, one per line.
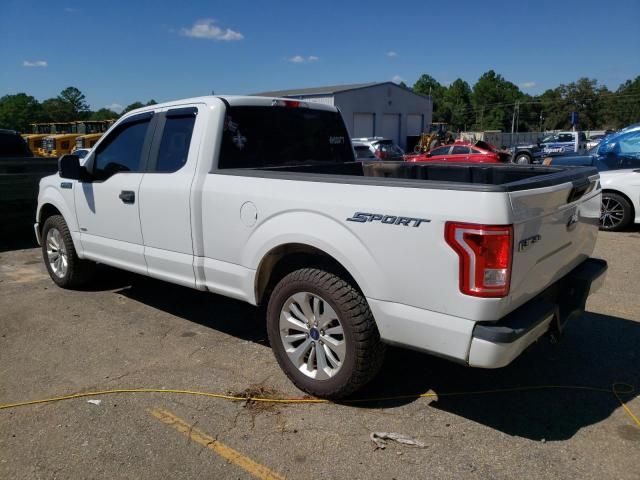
<box><xmin>541</xmin><ymin>134</ymin><xmax>557</xmax><ymax>143</ymax></box>
<box><xmin>218</xmin><ymin>106</ymin><xmax>354</xmax><ymax>168</ymax></box>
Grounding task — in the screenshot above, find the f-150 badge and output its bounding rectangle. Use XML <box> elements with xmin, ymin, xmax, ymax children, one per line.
<box><xmin>346</xmin><ymin>212</ymin><xmax>430</xmax><ymax>227</ymax></box>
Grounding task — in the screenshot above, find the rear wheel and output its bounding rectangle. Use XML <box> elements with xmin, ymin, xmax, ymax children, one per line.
<box><xmin>514</xmin><ymin>153</ymin><xmax>531</xmax><ymax>164</ymax></box>
<box><xmin>600</xmin><ymin>192</ymin><xmax>632</xmax><ymax>231</ymax></box>
<box><xmin>42</xmin><ymin>215</ymin><xmax>95</xmax><ymax>288</ymax></box>
<box><xmin>266</xmin><ymin>268</ymin><xmax>385</xmax><ymax>399</ymax></box>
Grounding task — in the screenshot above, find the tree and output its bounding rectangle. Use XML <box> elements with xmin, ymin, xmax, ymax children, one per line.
<box><xmin>443</xmin><ymin>79</ymin><xmax>473</xmax><ymax>131</ymax></box>
<box><xmin>58</xmin><ymin>86</ymin><xmax>90</xmax><ymax>119</ymax></box>
<box><xmin>123</xmin><ymin>99</ymin><xmax>158</xmax><ymax>114</ymax></box>
<box><xmin>41</xmin><ymin>98</ymin><xmax>74</xmax><ymax>122</ymax></box>
<box><xmin>0</xmin><ymin>93</ymin><xmax>42</xmax><ymax>132</ymax></box>
<box><xmin>90</xmin><ymin>108</ymin><xmax>119</xmax><ymax>121</ymax></box>
<box><xmin>413</xmin><ymin>74</ymin><xmax>447</xmax><ymax>122</ymax></box>
<box><xmin>471</xmin><ymin>70</ymin><xmax>523</xmax><ymax>131</ymax></box>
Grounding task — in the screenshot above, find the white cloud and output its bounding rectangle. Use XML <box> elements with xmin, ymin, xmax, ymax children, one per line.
<box><xmin>23</xmin><ymin>60</ymin><xmax>47</xmax><ymax>68</ymax></box>
<box><xmin>392</xmin><ymin>75</ymin><xmax>404</xmax><ymax>84</ymax></box>
<box><xmin>106</xmin><ymin>103</ymin><xmax>124</xmax><ymax>113</ymax></box>
<box><xmin>387</xmin><ymin>51</ymin><xmax>398</xmax><ymax>57</ymax></box>
<box><xmin>288</xmin><ymin>55</ymin><xmax>319</xmax><ymax>63</ymax></box>
<box><xmin>181</xmin><ymin>18</ymin><xmax>243</xmax><ymax>41</ymax></box>
<box><xmin>520</xmin><ymin>81</ymin><xmax>536</xmax><ymax>89</ymax></box>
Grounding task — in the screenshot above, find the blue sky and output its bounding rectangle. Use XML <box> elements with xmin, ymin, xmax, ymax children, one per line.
<box><xmin>1</xmin><ymin>0</ymin><xmax>639</xmax><ymax>112</ymax></box>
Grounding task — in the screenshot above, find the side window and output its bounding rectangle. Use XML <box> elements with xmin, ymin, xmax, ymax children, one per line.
<box><xmin>94</xmin><ymin>116</ymin><xmax>151</xmax><ymax>178</ymax></box>
<box><xmin>431</xmin><ymin>146</ymin><xmax>450</xmax><ymax>156</ymax></box>
<box><xmin>618</xmin><ymin>130</ymin><xmax>640</xmax><ymax>155</ymax></box>
<box><xmin>451</xmin><ymin>146</ymin><xmax>470</xmax><ymax>155</ymax></box>
<box><xmin>154</xmin><ymin>109</ymin><xmax>197</xmax><ymax>173</ymax></box>
<box><xmin>579</xmin><ymin>132</ymin><xmax>587</xmax><ymax>142</ymax></box>
<box><xmin>558</xmin><ymin>133</ymin><xmax>574</xmax><ymax>143</ymax></box>
<box><xmin>470</xmin><ymin>148</ymin><xmax>482</xmax><ymax>154</ymax></box>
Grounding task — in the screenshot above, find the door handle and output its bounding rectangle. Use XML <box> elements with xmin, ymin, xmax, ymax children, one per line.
<box><xmin>119</xmin><ymin>190</ymin><xmax>135</xmax><ymax>204</ymax></box>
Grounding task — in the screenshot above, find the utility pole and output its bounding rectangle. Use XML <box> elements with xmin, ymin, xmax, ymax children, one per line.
<box><xmin>511</xmin><ymin>101</ymin><xmax>520</xmax><ymax>134</ymax></box>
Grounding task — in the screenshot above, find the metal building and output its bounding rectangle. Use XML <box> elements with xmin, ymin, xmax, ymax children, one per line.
<box><xmin>254</xmin><ymin>82</ymin><xmax>433</xmax><ymax>149</ymax></box>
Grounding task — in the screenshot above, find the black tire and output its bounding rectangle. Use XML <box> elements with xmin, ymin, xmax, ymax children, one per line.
<box><xmin>266</xmin><ymin>268</ymin><xmax>385</xmax><ymax>399</ymax></box>
<box><xmin>41</xmin><ymin>214</ymin><xmax>95</xmax><ymax>288</ymax></box>
<box><xmin>600</xmin><ymin>192</ymin><xmax>633</xmax><ymax>231</ymax></box>
<box><xmin>514</xmin><ymin>153</ymin><xmax>531</xmax><ymax>164</ymax></box>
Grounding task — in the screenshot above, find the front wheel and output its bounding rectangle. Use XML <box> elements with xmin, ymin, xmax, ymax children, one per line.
<box><xmin>266</xmin><ymin>268</ymin><xmax>385</xmax><ymax>399</ymax></box>
<box><xmin>42</xmin><ymin>215</ymin><xmax>95</xmax><ymax>288</ymax></box>
<box><xmin>514</xmin><ymin>153</ymin><xmax>531</xmax><ymax>164</ymax></box>
<box><xmin>600</xmin><ymin>192</ymin><xmax>632</xmax><ymax>231</ymax></box>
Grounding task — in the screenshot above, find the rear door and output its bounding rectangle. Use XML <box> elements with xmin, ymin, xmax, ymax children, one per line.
<box><xmin>74</xmin><ymin>112</ymin><xmax>155</xmax><ymax>275</ymax></box>
<box><xmin>450</xmin><ymin>145</ymin><xmax>470</xmax><ymax>162</ymax></box>
<box><xmin>138</xmin><ymin>105</ymin><xmax>203</xmax><ymax>288</ymax></box>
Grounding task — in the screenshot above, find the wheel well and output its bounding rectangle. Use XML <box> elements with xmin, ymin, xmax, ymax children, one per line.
<box><xmin>255</xmin><ymin>243</ymin><xmax>361</xmax><ymax>306</ymax></box>
<box><xmin>514</xmin><ymin>151</ymin><xmax>531</xmax><ymax>158</ymax></box>
<box><xmin>38</xmin><ymin>204</ymin><xmax>62</xmax><ymax>232</ymax></box>
<box><xmin>602</xmin><ymin>189</ymin><xmax>635</xmax><ymax>218</ymax></box>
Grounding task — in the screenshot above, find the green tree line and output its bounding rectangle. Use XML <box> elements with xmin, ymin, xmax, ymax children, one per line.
<box><xmin>412</xmin><ymin>71</ymin><xmax>640</xmax><ymax>132</ymax></box>
<box><xmin>0</xmin><ymin>86</ymin><xmax>157</xmax><ymax>132</ymax></box>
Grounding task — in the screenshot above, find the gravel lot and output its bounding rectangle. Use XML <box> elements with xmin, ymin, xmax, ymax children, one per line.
<box><xmin>1</xmin><ymin>227</ymin><xmax>639</xmax><ymax>479</ymax></box>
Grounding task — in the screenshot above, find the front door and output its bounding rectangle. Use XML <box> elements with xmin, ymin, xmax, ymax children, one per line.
<box><xmin>74</xmin><ymin>112</ymin><xmax>155</xmax><ymax>275</ymax></box>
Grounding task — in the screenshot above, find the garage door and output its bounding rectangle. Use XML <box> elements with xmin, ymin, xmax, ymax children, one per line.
<box><xmin>407</xmin><ymin>114</ymin><xmax>423</xmax><ymax>136</ymax></box>
<box><xmin>353</xmin><ymin>113</ymin><xmax>374</xmax><ymax>138</ymax></box>
<box><xmin>380</xmin><ymin>114</ymin><xmax>400</xmax><ymax>144</ymax></box>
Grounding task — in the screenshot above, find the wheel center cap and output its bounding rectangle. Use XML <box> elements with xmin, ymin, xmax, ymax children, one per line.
<box><xmin>309</xmin><ymin>327</ymin><xmax>320</xmax><ymax>341</ymax></box>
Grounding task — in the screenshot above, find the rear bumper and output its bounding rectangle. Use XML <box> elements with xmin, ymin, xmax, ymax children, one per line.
<box><xmin>468</xmin><ymin>258</ymin><xmax>607</xmax><ymax>368</ymax></box>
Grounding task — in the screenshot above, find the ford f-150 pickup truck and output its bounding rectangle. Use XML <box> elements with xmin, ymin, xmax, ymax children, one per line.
<box><xmin>35</xmin><ymin>96</ymin><xmax>607</xmax><ymax>398</ymax></box>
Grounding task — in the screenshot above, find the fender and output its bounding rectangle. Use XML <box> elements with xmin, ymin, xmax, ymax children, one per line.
<box><xmin>37</xmin><ymin>181</ymin><xmax>84</xmax><ymax>256</ymax></box>
<box><xmin>243</xmin><ymin>210</ymin><xmax>388</xmax><ymax>303</ymax></box>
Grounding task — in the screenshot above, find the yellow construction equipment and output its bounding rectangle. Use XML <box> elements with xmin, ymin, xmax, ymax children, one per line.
<box><xmin>413</xmin><ymin>123</ymin><xmax>455</xmax><ymax>153</ymax></box>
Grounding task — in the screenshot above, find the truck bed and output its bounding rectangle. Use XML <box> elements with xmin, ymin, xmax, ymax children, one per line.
<box><xmin>225</xmin><ymin>161</ymin><xmax>598</xmax><ymax>192</ymax></box>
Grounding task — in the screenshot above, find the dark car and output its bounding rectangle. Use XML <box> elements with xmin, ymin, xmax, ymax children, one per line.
<box><xmin>0</xmin><ymin>129</ymin><xmax>33</xmax><ymax>157</ymax></box>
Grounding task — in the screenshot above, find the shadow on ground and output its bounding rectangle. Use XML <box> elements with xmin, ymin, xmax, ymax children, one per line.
<box><xmin>101</xmin><ymin>269</ymin><xmax>640</xmax><ymax>442</ymax></box>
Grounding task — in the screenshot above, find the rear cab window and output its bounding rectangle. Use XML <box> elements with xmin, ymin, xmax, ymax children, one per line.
<box><xmin>218</xmin><ymin>106</ymin><xmax>354</xmax><ymax>169</ymax></box>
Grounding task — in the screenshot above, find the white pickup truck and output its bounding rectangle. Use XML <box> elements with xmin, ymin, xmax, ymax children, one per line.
<box><xmin>35</xmin><ymin>96</ymin><xmax>607</xmax><ymax>398</ymax></box>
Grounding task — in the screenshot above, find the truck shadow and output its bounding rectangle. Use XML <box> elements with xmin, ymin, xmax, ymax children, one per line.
<box><xmin>353</xmin><ymin>311</ymin><xmax>639</xmax><ymax>441</ymax></box>
<box><xmin>111</xmin><ymin>270</ymin><xmax>638</xmax><ymax>441</ymax></box>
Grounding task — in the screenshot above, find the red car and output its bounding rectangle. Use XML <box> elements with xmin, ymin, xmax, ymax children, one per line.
<box><xmin>404</xmin><ymin>141</ymin><xmax>510</xmax><ymax>163</ymax></box>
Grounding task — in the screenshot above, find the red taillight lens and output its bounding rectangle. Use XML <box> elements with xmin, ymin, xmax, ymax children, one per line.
<box><xmin>445</xmin><ymin>222</ymin><xmax>513</xmax><ymax>298</ymax></box>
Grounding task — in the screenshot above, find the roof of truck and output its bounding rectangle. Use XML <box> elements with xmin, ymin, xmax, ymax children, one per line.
<box><xmin>124</xmin><ymin>95</ymin><xmax>338</xmax><ymax>117</ymax></box>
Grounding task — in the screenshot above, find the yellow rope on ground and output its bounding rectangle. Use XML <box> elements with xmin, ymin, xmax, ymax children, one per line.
<box><xmin>0</xmin><ymin>383</ymin><xmax>638</xmax><ymax>428</ymax></box>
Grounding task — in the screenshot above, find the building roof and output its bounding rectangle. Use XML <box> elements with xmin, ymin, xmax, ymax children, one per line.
<box><xmin>253</xmin><ymin>82</ymin><xmax>387</xmax><ymax>97</ymax></box>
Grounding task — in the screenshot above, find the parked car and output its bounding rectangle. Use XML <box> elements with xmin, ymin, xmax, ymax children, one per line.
<box><xmin>352</xmin><ymin>137</ymin><xmax>404</xmax><ymax>161</ymax></box>
<box><xmin>0</xmin><ymin>129</ymin><xmax>33</xmax><ymax>157</ymax></box>
<box><xmin>0</xmin><ymin>129</ymin><xmax>57</xmax><ymax>226</ymax></box>
<box><xmin>545</xmin><ymin>124</ymin><xmax>640</xmax><ymax>231</ymax></box>
<box><xmin>404</xmin><ymin>140</ymin><xmax>510</xmax><ymax>163</ymax></box>
<box><xmin>510</xmin><ymin>131</ymin><xmax>588</xmax><ymax>164</ymax></box>
<box><xmin>35</xmin><ymin>95</ymin><xmax>606</xmax><ymax>398</ymax></box>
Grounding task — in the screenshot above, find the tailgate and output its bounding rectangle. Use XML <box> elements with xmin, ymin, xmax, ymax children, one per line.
<box><xmin>507</xmin><ymin>172</ymin><xmax>601</xmax><ymax>309</ymax></box>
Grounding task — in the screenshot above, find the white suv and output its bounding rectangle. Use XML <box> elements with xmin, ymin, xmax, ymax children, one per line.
<box><xmin>352</xmin><ymin>137</ymin><xmax>404</xmax><ymax>161</ymax></box>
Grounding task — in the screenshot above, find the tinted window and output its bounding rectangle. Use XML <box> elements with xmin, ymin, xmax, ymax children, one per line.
<box><xmin>94</xmin><ymin>118</ymin><xmax>150</xmax><ymax>177</ymax></box>
<box><xmin>354</xmin><ymin>146</ymin><xmax>375</xmax><ymax>159</ymax></box>
<box><xmin>218</xmin><ymin>106</ymin><xmax>353</xmax><ymax>169</ymax></box>
<box><xmin>471</xmin><ymin>148</ymin><xmax>482</xmax><ymax>154</ymax></box>
<box><xmin>430</xmin><ymin>146</ymin><xmax>450</xmax><ymax>156</ymax></box>
<box><xmin>451</xmin><ymin>146</ymin><xmax>470</xmax><ymax>155</ymax></box>
<box><xmin>558</xmin><ymin>133</ymin><xmax>574</xmax><ymax>143</ymax></box>
<box><xmin>579</xmin><ymin>132</ymin><xmax>587</xmax><ymax>142</ymax></box>
<box><xmin>155</xmin><ymin>114</ymin><xmax>196</xmax><ymax>172</ymax></box>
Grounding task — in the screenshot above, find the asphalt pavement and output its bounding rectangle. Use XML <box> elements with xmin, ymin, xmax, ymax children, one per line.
<box><xmin>1</xmin><ymin>227</ymin><xmax>639</xmax><ymax>479</ymax></box>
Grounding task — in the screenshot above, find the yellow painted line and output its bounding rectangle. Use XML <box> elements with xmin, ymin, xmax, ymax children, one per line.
<box><xmin>149</xmin><ymin>407</ymin><xmax>286</xmax><ymax>480</ymax></box>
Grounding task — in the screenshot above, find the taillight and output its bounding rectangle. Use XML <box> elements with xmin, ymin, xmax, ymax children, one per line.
<box><xmin>445</xmin><ymin>222</ymin><xmax>513</xmax><ymax>298</ymax></box>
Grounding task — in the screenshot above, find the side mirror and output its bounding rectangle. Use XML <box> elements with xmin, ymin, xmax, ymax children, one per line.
<box><xmin>58</xmin><ymin>154</ymin><xmax>85</xmax><ymax>180</ymax></box>
<box><xmin>426</xmin><ymin>152</ymin><xmax>433</xmax><ymax>157</ymax></box>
